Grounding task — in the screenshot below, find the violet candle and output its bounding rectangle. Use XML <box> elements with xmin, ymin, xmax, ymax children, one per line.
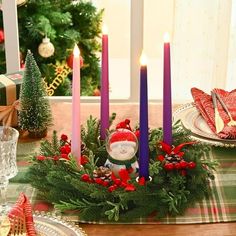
<box><xmin>163</xmin><ymin>33</ymin><xmax>172</xmax><ymax>145</ymax></box>
<box><xmin>100</xmin><ymin>25</ymin><xmax>110</xmax><ymax>140</ymax></box>
<box><xmin>71</xmin><ymin>44</ymin><xmax>81</xmax><ymax>165</ymax></box>
<box><xmin>139</xmin><ymin>53</ymin><xmax>149</xmax><ymax>180</ymax></box>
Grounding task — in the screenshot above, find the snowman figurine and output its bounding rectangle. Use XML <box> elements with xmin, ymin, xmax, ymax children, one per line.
<box><xmin>105</xmin><ymin>128</ymin><xmax>139</xmax><ymax>176</ymax></box>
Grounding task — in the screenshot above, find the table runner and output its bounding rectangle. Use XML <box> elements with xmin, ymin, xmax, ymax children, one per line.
<box><xmin>10</xmin><ymin>141</ymin><xmax>236</xmax><ymax>224</ymax></box>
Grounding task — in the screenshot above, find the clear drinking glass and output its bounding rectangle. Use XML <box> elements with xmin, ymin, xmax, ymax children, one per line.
<box><xmin>0</xmin><ymin>126</ymin><xmax>19</xmax><ymax>214</ymax></box>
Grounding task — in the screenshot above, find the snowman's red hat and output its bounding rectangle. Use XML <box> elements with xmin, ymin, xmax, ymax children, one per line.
<box><xmin>109</xmin><ymin>129</ymin><xmax>137</xmax><ymax>149</ymax></box>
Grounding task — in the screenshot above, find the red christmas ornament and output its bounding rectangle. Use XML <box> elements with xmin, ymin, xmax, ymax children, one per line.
<box><xmin>66</xmin><ymin>53</ymin><xmax>84</xmax><ymax>69</ymax></box>
<box><xmin>0</xmin><ymin>29</ymin><xmax>4</xmax><ymax>44</ymax></box>
<box><xmin>93</xmin><ymin>88</ymin><xmax>101</xmax><ymax>96</ymax></box>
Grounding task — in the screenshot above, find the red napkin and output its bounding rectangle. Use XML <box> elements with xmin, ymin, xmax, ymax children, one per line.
<box><xmin>191</xmin><ymin>87</ymin><xmax>236</xmax><ymax>139</ymax></box>
<box><xmin>7</xmin><ymin>192</ymin><xmax>36</xmax><ymax>236</ymax></box>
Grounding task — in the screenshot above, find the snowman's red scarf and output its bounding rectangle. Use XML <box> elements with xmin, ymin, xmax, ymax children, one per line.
<box><xmin>107</xmin><ymin>155</ymin><xmax>137</xmax><ymax>169</ymax></box>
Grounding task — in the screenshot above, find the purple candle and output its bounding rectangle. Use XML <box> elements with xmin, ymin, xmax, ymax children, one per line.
<box><xmin>139</xmin><ymin>53</ymin><xmax>149</xmax><ymax>180</ymax></box>
<box><xmin>163</xmin><ymin>33</ymin><xmax>172</xmax><ymax>145</ymax></box>
<box><xmin>100</xmin><ymin>25</ymin><xmax>110</xmax><ymax>140</ymax></box>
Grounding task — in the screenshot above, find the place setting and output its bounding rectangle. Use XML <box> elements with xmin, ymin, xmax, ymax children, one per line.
<box><xmin>174</xmin><ymin>88</ymin><xmax>236</xmax><ymax>147</ymax></box>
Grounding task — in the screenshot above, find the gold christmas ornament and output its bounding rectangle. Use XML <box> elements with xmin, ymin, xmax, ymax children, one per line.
<box><xmin>38</xmin><ymin>37</ymin><xmax>55</xmax><ymax>58</ymax></box>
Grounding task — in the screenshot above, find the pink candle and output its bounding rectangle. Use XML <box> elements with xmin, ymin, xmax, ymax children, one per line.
<box><xmin>100</xmin><ymin>25</ymin><xmax>109</xmax><ymax>140</ymax></box>
<box><xmin>71</xmin><ymin>44</ymin><xmax>81</xmax><ymax>165</ymax></box>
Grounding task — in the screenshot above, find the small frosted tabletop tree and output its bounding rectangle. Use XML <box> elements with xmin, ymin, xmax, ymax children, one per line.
<box><xmin>19</xmin><ymin>50</ymin><xmax>52</xmax><ymax>138</ymax></box>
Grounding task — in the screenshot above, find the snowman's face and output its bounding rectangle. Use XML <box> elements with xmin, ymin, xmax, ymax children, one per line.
<box><xmin>109</xmin><ymin>141</ymin><xmax>136</xmax><ymax>161</ymax></box>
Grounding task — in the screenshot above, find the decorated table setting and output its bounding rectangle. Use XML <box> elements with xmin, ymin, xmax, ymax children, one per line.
<box><xmin>1</xmin><ymin>29</ymin><xmax>236</xmax><ymax>236</ymax></box>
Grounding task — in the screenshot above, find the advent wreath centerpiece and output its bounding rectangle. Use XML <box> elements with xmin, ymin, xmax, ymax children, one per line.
<box><xmin>26</xmin><ymin>115</ymin><xmax>217</xmax><ymax>222</ymax></box>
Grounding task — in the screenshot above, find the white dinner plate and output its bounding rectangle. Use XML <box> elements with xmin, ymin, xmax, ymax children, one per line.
<box><xmin>173</xmin><ymin>103</ymin><xmax>236</xmax><ymax>147</ymax></box>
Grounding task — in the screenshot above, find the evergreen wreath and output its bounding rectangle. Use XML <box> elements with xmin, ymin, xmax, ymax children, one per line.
<box><xmin>26</xmin><ymin>115</ymin><xmax>218</xmax><ymax>222</ymax></box>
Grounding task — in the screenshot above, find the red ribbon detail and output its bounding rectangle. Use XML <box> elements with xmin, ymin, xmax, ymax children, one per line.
<box><xmin>159</xmin><ymin>141</ymin><xmax>196</xmax><ymax>156</ymax></box>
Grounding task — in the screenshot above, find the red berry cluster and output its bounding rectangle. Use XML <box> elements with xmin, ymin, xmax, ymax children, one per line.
<box><xmin>80</xmin><ymin>169</ymin><xmax>142</xmax><ymax>192</ymax></box>
<box><xmin>157</xmin><ymin>154</ymin><xmax>196</xmax><ymax>175</ymax></box>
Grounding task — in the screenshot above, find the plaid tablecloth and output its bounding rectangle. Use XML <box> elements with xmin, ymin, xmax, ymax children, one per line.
<box><xmin>10</xmin><ymin>141</ymin><xmax>236</xmax><ymax>224</ymax></box>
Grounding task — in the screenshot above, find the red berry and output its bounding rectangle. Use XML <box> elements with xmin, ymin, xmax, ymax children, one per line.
<box><xmin>102</xmin><ymin>180</ymin><xmax>110</xmax><ymax>187</ymax></box>
<box><xmin>80</xmin><ymin>155</ymin><xmax>89</xmax><ymax>165</ymax></box>
<box><xmin>174</xmin><ymin>162</ymin><xmax>181</xmax><ymax>170</ymax></box>
<box><xmin>114</xmin><ymin>179</ymin><xmax>121</xmax><ymax>186</ymax></box>
<box><xmin>188</xmin><ymin>162</ymin><xmax>196</xmax><ymax>169</ymax></box>
<box><xmin>95</xmin><ymin>178</ymin><xmax>103</xmax><ymax>185</ymax></box>
<box><xmin>53</xmin><ymin>155</ymin><xmax>59</xmax><ymax>161</ymax></box>
<box><xmin>60</xmin><ymin>153</ymin><xmax>70</xmax><ymax>160</ymax></box>
<box><xmin>181</xmin><ymin>170</ymin><xmax>187</xmax><ymax>176</ymax></box>
<box><xmin>180</xmin><ymin>161</ymin><xmax>188</xmax><ymax>169</ymax></box>
<box><xmin>60</xmin><ymin>145</ymin><xmax>71</xmax><ymax>154</ymax></box>
<box><xmin>36</xmin><ymin>155</ymin><xmax>46</xmax><ymax>161</ymax></box>
<box><xmin>164</xmin><ymin>163</ymin><xmax>174</xmax><ymax>171</ymax></box>
<box><xmin>125</xmin><ymin>184</ymin><xmax>136</xmax><ymax>191</ymax></box>
<box><xmin>60</xmin><ymin>134</ymin><xmax>68</xmax><ymax>141</ymax></box>
<box><xmin>138</xmin><ymin>177</ymin><xmax>146</xmax><ymax>186</ymax></box>
<box><xmin>120</xmin><ymin>182</ymin><xmax>128</xmax><ymax>188</ymax></box>
<box><xmin>81</xmin><ymin>174</ymin><xmax>90</xmax><ymax>182</ymax></box>
<box><xmin>108</xmin><ymin>185</ymin><xmax>117</xmax><ymax>192</ymax></box>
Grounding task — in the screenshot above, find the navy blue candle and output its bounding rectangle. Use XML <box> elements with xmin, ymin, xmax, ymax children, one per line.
<box><xmin>139</xmin><ymin>54</ymin><xmax>149</xmax><ymax>180</ymax></box>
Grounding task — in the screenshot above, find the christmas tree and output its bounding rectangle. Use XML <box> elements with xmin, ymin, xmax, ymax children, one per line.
<box><xmin>0</xmin><ymin>0</ymin><xmax>103</xmax><ymax>96</ymax></box>
<box><xmin>19</xmin><ymin>50</ymin><xmax>52</xmax><ymax>138</ymax></box>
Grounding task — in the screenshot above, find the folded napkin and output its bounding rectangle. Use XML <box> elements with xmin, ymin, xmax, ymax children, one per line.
<box><xmin>7</xmin><ymin>192</ymin><xmax>36</xmax><ymax>236</ymax></box>
<box><xmin>191</xmin><ymin>87</ymin><xmax>236</xmax><ymax>139</ymax></box>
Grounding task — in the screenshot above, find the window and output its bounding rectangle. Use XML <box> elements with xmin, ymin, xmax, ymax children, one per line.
<box><xmin>3</xmin><ymin>0</ymin><xmax>235</xmax><ymax>102</ymax></box>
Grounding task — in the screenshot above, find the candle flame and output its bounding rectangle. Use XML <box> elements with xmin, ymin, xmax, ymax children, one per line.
<box><xmin>73</xmin><ymin>44</ymin><xmax>80</xmax><ymax>58</ymax></box>
<box><xmin>164</xmin><ymin>32</ymin><xmax>170</xmax><ymax>43</ymax></box>
<box><xmin>102</xmin><ymin>24</ymin><xmax>108</xmax><ymax>35</ymax></box>
<box><xmin>140</xmin><ymin>52</ymin><xmax>147</xmax><ymax>66</ymax></box>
